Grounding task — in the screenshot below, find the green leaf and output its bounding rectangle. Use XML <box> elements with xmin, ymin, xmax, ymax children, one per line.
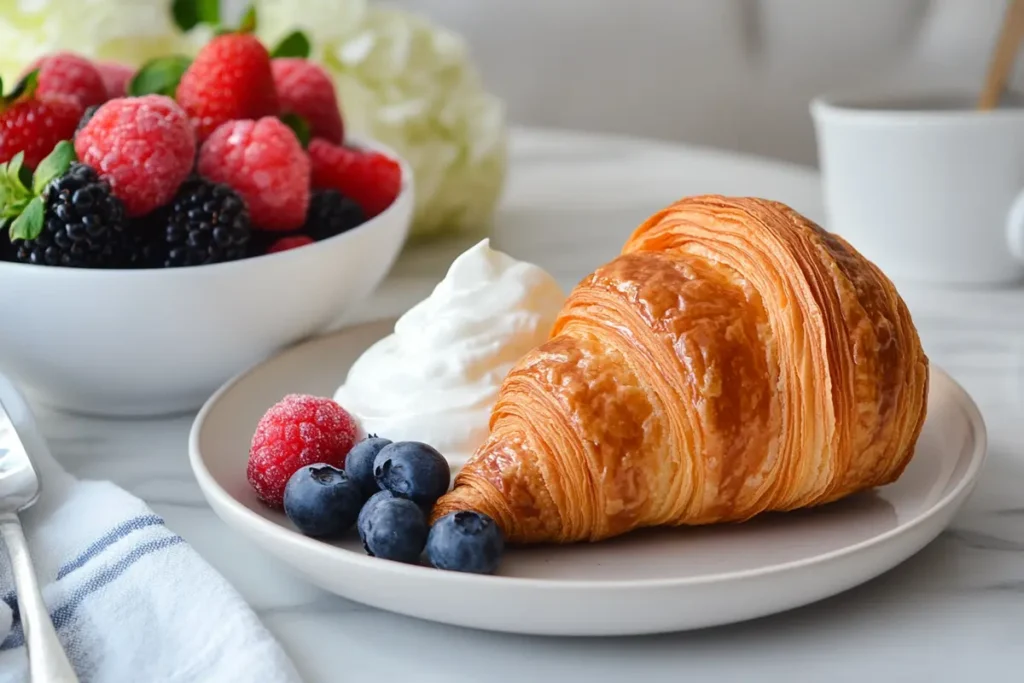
<box><xmin>0</xmin><ymin>152</ymin><xmax>32</xmax><ymax>213</ymax></box>
<box><xmin>171</xmin><ymin>0</ymin><xmax>199</xmax><ymax>31</ymax></box>
<box><xmin>6</xmin><ymin>152</ymin><xmax>24</xmax><ymax>187</ymax></box>
<box><xmin>9</xmin><ymin>196</ymin><xmax>44</xmax><ymax>241</ymax></box>
<box><xmin>280</xmin><ymin>113</ymin><xmax>311</xmax><ymax>148</ymax></box>
<box><xmin>3</xmin><ymin>70</ymin><xmax>38</xmax><ymax>108</ymax></box>
<box><xmin>128</xmin><ymin>56</ymin><xmax>192</xmax><ymax>97</ymax></box>
<box><xmin>237</xmin><ymin>4</ymin><xmax>257</xmax><ymax>33</ymax></box>
<box><xmin>271</xmin><ymin>31</ymin><xmax>310</xmax><ymax>59</ymax></box>
<box><xmin>172</xmin><ymin>0</ymin><xmax>219</xmax><ymax>31</ymax></box>
<box><xmin>197</xmin><ymin>0</ymin><xmax>220</xmax><ymax>24</ymax></box>
<box><xmin>33</xmin><ymin>141</ymin><xmax>76</xmax><ymax>195</ymax></box>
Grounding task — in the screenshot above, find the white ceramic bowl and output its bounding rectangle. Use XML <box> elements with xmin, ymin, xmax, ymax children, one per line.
<box><xmin>0</xmin><ymin>140</ymin><xmax>413</xmax><ymax>417</ymax></box>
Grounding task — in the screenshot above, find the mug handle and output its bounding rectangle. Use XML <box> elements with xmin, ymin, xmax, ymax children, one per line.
<box><xmin>1007</xmin><ymin>189</ymin><xmax>1024</xmax><ymax>261</ymax></box>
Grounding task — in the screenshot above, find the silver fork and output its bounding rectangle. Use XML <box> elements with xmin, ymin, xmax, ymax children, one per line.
<box><xmin>0</xmin><ymin>395</ymin><xmax>78</xmax><ymax>682</ymax></box>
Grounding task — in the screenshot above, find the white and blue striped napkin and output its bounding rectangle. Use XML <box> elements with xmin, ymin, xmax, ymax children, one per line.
<box><xmin>0</xmin><ymin>375</ymin><xmax>302</xmax><ymax>683</ymax></box>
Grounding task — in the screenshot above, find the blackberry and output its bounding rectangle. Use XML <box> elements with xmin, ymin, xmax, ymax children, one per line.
<box><xmin>11</xmin><ymin>163</ymin><xmax>126</xmax><ymax>268</ymax></box>
<box><xmin>302</xmin><ymin>189</ymin><xmax>366</xmax><ymax>241</ymax></box>
<box><xmin>154</xmin><ymin>178</ymin><xmax>251</xmax><ymax>268</ymax></box>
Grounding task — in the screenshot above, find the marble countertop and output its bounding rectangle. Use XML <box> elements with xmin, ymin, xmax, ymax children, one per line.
<box><xmin>35</xmin><ymin>128</ymin><xmax>1024</xmax><ymax>682</ymax></box>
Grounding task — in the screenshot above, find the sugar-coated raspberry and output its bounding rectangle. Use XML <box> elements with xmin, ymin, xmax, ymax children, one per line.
<box><xmin>95</xmin><ymin>61</ymin><xmax>135</xmax><ymax>99</ymax></box>
<box><xmin>198</xmin><ymin>117</ymin><xmax>310</xmax><ymax>231</ymax></box>
<box><xmin>267</xmin><ymin>235</ymin><xmax>314</xmax><ymax>253</ymax></box>
<box><xmin>308</xmin><ymin>139</ymin><xmax>401</xmax><ymax>218</ymax></box>
<box><xmin>74</xmin><ymin>95</ymin><xmax>196</xmax><ymax>217</ymax></box>
<box><xmin>0</xmin><ymin>95</ymin><xmax>83</xmax><ymax>167</ymax></box>
<box><xmin>176</xmin><ymin>34</ymin><xmax>279</xmax><ymax>141</ymax></box>
<box><xmin>271</xmin><ymin>58</ymin><xmax>343</xmax><ymax>144</ymax></box>
<box><xmin>28</xmin><ymin>52</ymin><xmax>107</xmax><ymax>109</ymax></box>
<box><xmin>247</xmin><ymin>394</ymin><xmax>358</xmax><ymax>509</ymax></box>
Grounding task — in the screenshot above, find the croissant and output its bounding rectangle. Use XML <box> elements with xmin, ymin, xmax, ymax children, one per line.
<box><xmin>432</xmin><ymin>195</ymin><xmax>929</xmax><ymax>544</ymax></box>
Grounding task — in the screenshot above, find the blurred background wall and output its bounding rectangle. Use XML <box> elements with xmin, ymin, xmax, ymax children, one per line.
<box><xmin>387</xmin><ymin>0</ymin><xmax>1015</xmax><ymax>166</ymax></box>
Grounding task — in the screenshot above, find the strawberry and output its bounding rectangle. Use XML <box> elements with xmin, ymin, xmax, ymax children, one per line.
<box><xmin>27</xmin><ymin>52</ymin><xmax>107</xmax><ymax>109</ymax></box>
<box><xmin>308</xmin><ymin>139</ymin><xmax>402</xmax><ymax>218</ymax></box>
<box><xmin>0</xmin><ymin>73</ymin><xmax>83</xmax><ymax>168</ymax></box>
<box><xmin>271</xmin><ymin>58</ymin><xmax>343</xmax><ymax>144</ymax></box>
<box><xmin>176</xmin><ymin>33</ymin><xmax>279</xmax><ymax>141</ymax></box>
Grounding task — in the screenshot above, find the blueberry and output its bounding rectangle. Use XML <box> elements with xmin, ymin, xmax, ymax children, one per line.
<box><xmin>345</xmin><ymin>435</ymin><xmax>392</xmax><ymax>497</ymax></box>
<box><xmin>426</xmin><ymin>511</ymin><xmax>504</xmax><ymax>574</ymax></box>
<box><xmin>373</xmin><ymin>441</ymin><xmax>451</xmax><ymax>507</ymax></box>
<box><xmin>357</xmin><ymin>494</ymin><xmax>428</xmax><ymax>564</ymax></box>
<box><xmin>357</xmin><ymin>489</ymin><xmax>395</xmax><ymax>533</ymax></box>
<box><xmin>283</xmin><ymin>464</ymin><xmax>363</xmax><ymax>538</ymax></box>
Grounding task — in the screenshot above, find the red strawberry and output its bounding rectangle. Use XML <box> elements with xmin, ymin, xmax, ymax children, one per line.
<box><xmin>247</xmin><ymin>394</ymin><xmax>358</xmax><ymax>509</ymax></box>
<box><xmin>0</xmin><ymin>73</ymin><xmax>82</xmax><ymax>167</ymax></box>
<box><xmin>267</xmin><ymin>235</ymin><xmax>314</xmax><ymax>253</ymax></box>
<box><xmin>308</xmin><ymin>139</ymin><xmax>401</xmax><ymax>218</ymax></box>
<box><xmin>95</xmin><ymin>61</ymin><xmax>135</xmax><ymax>99</ymax></box>
<box><xmin>271</xmin><ymin>58</ymin><xmax>343</xmax><ymax>144</ymax></box>
<box><xmin>176</xmin><ymin>34</ymin><xmax>279</xmax><ymax>141</ymax></box>
<box><xmin>198</xmin><ymin>117</ymin><xmax>310</xmax><ymax>231</ymax></box>
<box><xmin>27</xmin><ymin>52</ymin><xmax>107</xmax><ymax>109</ymax></box>
<box><xmin>74</xmin><ymin>95</ymin><xmax>195</xmax><ymax>217</ymax></box>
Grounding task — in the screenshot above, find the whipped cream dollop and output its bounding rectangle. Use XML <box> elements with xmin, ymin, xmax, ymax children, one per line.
<box><xmin>335</xmin><ymin>239</ymin><xmax>566</xmax><ymax>469</ymax></box>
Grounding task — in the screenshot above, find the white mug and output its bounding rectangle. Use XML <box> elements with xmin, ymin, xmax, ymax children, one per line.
<box><xmin>811</xmin><ymin>92</ymin><xmax>1024</xmax><ymax>285</ymax></box>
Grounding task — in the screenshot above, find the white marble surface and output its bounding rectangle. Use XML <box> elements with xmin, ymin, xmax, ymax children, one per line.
<box><xmin>31</xmin><ymin>128</ymin><xmax>1024</xmax><ymax>681</ymax></box>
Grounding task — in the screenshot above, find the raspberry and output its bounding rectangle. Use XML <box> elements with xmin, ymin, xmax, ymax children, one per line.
<box><xmin>176</xmin><ymin>34</ymin><xmax>279</xmax><ymax>141</ymax></box>
<box><xmin>95</xmin><ymin>61</ymin><xmax>135</xmax><ymax>99</ymax></box>
<box><xmin>28</xmin><ymin>52</ymin><xmax>107</xmax><ymax>109</ymax></box>
<box><xmin>0</xmin><ymin>95</ymin><xmax>83</xmax><ymax>168</ymax></box>
<box><xmin>308</xmin><ymin>139</ymin><xmax>402</xmax><ymax>218</ymax></box>
<box><xmin>74</xmin><ymin>95</ymin><xmax>196</xmax><ymax>217</ymax></box>
<box><xmin>271</xmin><ymin>58</ymin><xmax>343</xmax><ymax>144</ymax></box>
<box><xmin>267</xmin><ymin>235</ymin><xmax>314</xmax><ymax>253</ymax></box>
<box><xmin>247</xmin><ymin>394</ymin><xmax>358</xmax><ymax>508</ymax></box>
<box><xmin>198</xmin><ymin>117</ymin><xmax>310</xmax><ymax>231</ymax></box>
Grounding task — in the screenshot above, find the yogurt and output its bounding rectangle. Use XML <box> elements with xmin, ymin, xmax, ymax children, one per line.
<box><xmin>334</xmin><ymin>239</ymin><xmax>566</xmax><ymax>469</ymax></box>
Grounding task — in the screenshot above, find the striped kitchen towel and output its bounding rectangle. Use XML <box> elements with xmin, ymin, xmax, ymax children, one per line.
<box><xmin>0</xmin><ymin>375</ymin><xmax>302</xmax><ymax>683</ymax></box>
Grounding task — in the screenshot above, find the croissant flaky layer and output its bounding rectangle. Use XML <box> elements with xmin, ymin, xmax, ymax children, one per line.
<box><xmin>432</xmin><ymin>195</ymin><xmax>929</xmax><ymax>544</ymax></box>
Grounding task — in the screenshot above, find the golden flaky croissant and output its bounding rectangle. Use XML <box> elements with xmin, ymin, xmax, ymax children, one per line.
<box><xmin>432</xmin><ymin>195</ymin><xmax>929</xmax><ymax>544</ymax></box>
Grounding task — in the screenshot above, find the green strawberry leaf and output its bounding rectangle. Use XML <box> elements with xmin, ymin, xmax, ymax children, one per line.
<box><xmin>128</xmin><ymin>56</ymin><xmax>192</xmax><ymax>97</ymax></box>
<box><xmin>280</xmin><ymin>113</ymin><xmax>311</xmax><ymax>148</ymax></box>
<box><xmin>33</xmin><ymin>141</ymin><xmax>76</xmax><ymax>195</ymax></box>
<box><xmin>0</xmin><ymin>152</ymin><xmax>32</xmax><ymax>216</ymax></box>
<box><xmin>9</xmin><ymin>196</ymin><xmax>44</xmax><ymax>242</ymax></box>
<box><xmin>6</xmin><ymin>152</ymin><xmax>24</xmax><ymax>188</ymax></box>
<box><xmin>172</xmin><ymin>0</ymin><xmax>220</xmax><ymax>31</ymax></box>
<box><xmin>8</xmin><ymin>70</ymin><xmax>38</xmax><ymax>103</ymax></box>
<box><xmin>271</xmin><ymin>31</ymin><xmax>311</xmax><ymax>59</ymax></box>
<box><xmin>237</xmin><ymin>5</ymin><xmax>257</xmax><ymax>34</ymax></box>
<box><xmin>0</xmin><ymin>70</ymin><xmax>38</xmax><ymax>113</ymax></box>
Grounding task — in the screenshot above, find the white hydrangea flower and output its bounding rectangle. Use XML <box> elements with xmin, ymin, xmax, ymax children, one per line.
<box><xmin>0</xmin><ymin>0</ymin><xmax>206</xmax><ymax>81</ymax></box>
<box><xmin>259</xmin><ymin>2</ymin><xmax>508</xmax><ymax>240</ymax></box>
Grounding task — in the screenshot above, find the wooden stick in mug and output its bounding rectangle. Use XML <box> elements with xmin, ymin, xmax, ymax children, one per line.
<box><xmin>978</xmin><ymin>0</ymin><xmax>1024</xmax><ymax>110</ymax></box>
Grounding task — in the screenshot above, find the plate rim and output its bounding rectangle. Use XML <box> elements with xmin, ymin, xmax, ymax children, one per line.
<box><xmin>189</xmin><ymin>320</ymin><xmax>988</xmax><ymax>591</ymax></box>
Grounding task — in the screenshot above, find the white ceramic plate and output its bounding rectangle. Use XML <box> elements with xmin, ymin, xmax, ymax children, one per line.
<box><xmin>189</xmin><ymin>319</ymin><xmax>987</xmax><ymax>636</ymax></box>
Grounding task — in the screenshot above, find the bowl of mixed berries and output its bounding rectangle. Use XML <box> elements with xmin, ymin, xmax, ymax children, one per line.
<box><xmin>0</xmin><ymin>15</ymin><xmax>413</xmax><ymax>416</ymax></box>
